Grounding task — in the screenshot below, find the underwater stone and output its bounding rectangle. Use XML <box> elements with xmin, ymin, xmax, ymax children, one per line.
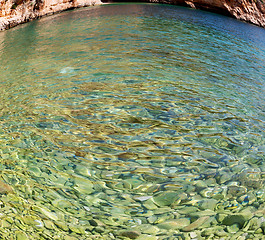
<box><xmin>135</xmin><ymin>235</ymin><xmax>158</xmax><ymax>240</ymax></box>
<box><xmin>216</xmin><ymin>213</ymin><xmax>228</xmax><ymax>223</ymax></box>
<box><xmin>178</xmin><ymin>207</ymin><xmax>199</xmax><ymax>215</ymax></box>
<box><xmin>223</xmin><ymin>215</ymin><xmax>245</xmax><ymax>227</ymax></box>
<box><xmin>183</xmin><ymin>216</ymin><xmax>210</xmax><ymax>232</ymax></box>
<box><xmin>153</xmin><ymin>214</ymin><xmax>171</xmax><ymax>224</ymax></box>
<box><xmin>255</xmin><ymin>228</ymin><xmax>263</xmax><ymax>234</ymax></box>
<box><xmin>205</xmin><ymin>178</ymin><xmax>216</xmax><ymax>186</ymax></box>
<box><xmin>153</xmin><ymin>191</ymin><xmax>178</xmax><ymax>207</ymax></box>
<box><xmin>227</xmin><ymin>186</ymin><xmax>247</xmax><ymax>197</ymax></box>
<box><xmin>157</xmin><ymin>218</ymin><xmax>190</xmax><ymax>230</ymax></box>
<box><xmin>143</xmin><ymin>199</ymin><xmax>158</xmax><ymax>210</ymax></box>
<box><xmin>222</xmin><ymin>209</ymin><xmax>253</xmax><ymax>228</ymax></box>
<box><xmin>260</xmin><ymin>222</ymin><xmax>265</xmax><ymax>233</ymax></box>
<box><xmin>153</xmin><ymin>207</ymin><xmax>173</xmax><ymax>215</ymax></box>
<box><xmin>198</xmin><ymin>199</ymin><xmax>218</xmax><ymax>211</ymax></box>
<box><xmin>15</xmin><ymin>231</ymin><xmax>28</xmax><ymax>240</ymax></box>
<box><xmin>189</xmin><ymin>232</ymin><xmax>197</xmax><ymax>238</ymax></box>
<box><xmin>44</xmin><ymin>220</ymin><xmax>55</xmax><ymax>230</ymax></box>
<box><xmin>134</xmin><ymin>196</ymin><xmax>152</xmax><ymax>202</ymax></box>
<box><xmin>226</xmin><ymin>223</ymin><xmax>240</xmax><ymax>233</ymax></box>
<box><xmin>219</xmin><ymin>173</ymin><xmax>233</xmax><ymax>184</ymax></box>
<box><xmin>194</xmin><ymin>180</ymin><xmax>208</xmax><ymax>192</ymax></box>
<box><xmin>21</xmin><ymin>216</ymin><xmax>39</xmax><ymax>226</ymax></box>
<box><xmin>215</xmin><ymin>229</ymin><xmax>228</xmax><ymax>237</ymax></box>
<box><xmin>40</xmin><ymin>207</ymin><xmax>59</xmax><ymax>221</ymax></box>
<box><xmin>69</xmin><ymin>225</ymin><xmax>85</xmax><ymax>234</ymax></box>
<box><xmin>89</xmin><ymin>219</ymin><xmax>105</xmax><ymax>227</ymax></box>
<box><xmin>0</xmin><ymin>181</ymin><xmax>13</xmax><ymax>194</ymax></box>
<box><xmin>189</xmin><ymin>210</ymin><xmax>216</xmax><ymax>220</ymax></box>
<box><xmin>139</xmin><ymin>225</ymin><xmax>159</xmax><ymax>234</ymax></box>
<box><xmin>54</xmin><ymin>222</ymin><xmax>69</xmax><ymax>231</ymax></box>
<box><xmin>201</xmin><ymin>226</ymin><xmax>223</xmax><ymax>236</ymax></box>
<box><xmin>120</xmin><ymin>231</ymin><xmax>140</xmax><ymax>239</ymax></box>
<box><xmin>64</xmin><ymin>236</ymin><xmax>78</xmax><ymax>240</ymax></box>
<box><xmin>94</xmin><ymin>226</ymin><xmax>105</xmax><ymax>233</ymax></box>
<box><xmin>123</xmin><ymin>178</ymin><xmax>143</xmax><ymax>189</ymax></box>
<box><xmin>147</xmin><ymin>215</ymin><xmax>157</xmax><ymax>224</ymax></box>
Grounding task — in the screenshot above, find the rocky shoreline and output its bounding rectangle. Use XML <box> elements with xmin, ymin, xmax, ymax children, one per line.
<box><xmin>0</xmin><ymin>0</ymin><xmax>265</xmax><ymax>30</ymax></box>
<box><xmin>0</xmin><ymin>0</ymin><xmax>102</xmax><ymax>31</ymax></box>
<box><xmin>150</xmin><ymin>0</ymin><xmax>265</xmax><ymax>28</ymax></box>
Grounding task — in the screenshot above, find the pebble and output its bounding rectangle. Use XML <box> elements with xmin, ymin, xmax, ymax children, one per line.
<box><xmin>178</xmin><ymin>206</ymin><xmax>199</xmax><ymax>215</ymax></box>
<box><xmin>190</xmin><ymin>232</ymin><xmax>197</xmax><ymax>238</ymax></box>
<box><xmin>189</xmin><ymin>209</ymin><xmax>216</xmax><ymax>219</ymax></box>
<box><xmin>15</xmin><ymin>231</ymin><xmax>28</xmax><ymax>240</ymax></box>
<box><xmin>194</xmin><ymin>180</ymin><xmax>208</xmax><ymax>191</ymax></box>
<box><xmin>89</xmin><ymin>219</ymin><xmax>105</xmax><ymax>227</ymax></box>
<box><xmin>157</xmin><ymin>218</ymin><xmax>190</xmax><ymax>230</ymax></box>
<box><xmin>153</xmin><ymin>191</ymin><xmax>178</xmax><ymax>207</ymax></box>
<box><xmin>226</xmin><ymin>223</ymin><xmax>240</xmax><ymax>233</ymax></box>
<box><xmin>40</xmin><ymin>207</ymin><xmax>59</xmax><ymax>221</ymax></box>
<box><xmin>69</xmin><ymin>225</ymin><xmax>85</xmax><ymax>234</ymax></box>
<box><xmin>183</xmin><ymin>216</ymin><xmax>210</xmax><ymax>231</ymax></box>
<box><xmin>134</xmin><ymin>196</ymin><xmax>153</xmax><ymax>202</ymax></box>
<box><xmin>120</xmin><ymin>231</ymin><xmax>140</xmax><ymax>239</ymax></box>
<box><xmin>143</xmin><ymin>199</ymin><xmax>158</xmax><ymax>210</ymax></box>
<box><xmin>44</xmin><ymin>220</ymin><xmax>55</xmax><ymax>230</ymax></box>
<box><xmin>64</xmin><ymin>236</ymin><xmax>78</xmax><ymax>240</ymax></box>
<box><xmin>198</xmin><ymin>199</ymin><xmax>218</xmax><ymax>211</ymax></box>
<box><xmin>54</xmin><ymin>222</ymin><xmax>69</xmax><ymax>231</ymax></box>
<box><xmin>0</xmin><ymin>181</ymin><xmax>13</xmax><ymax>194</ymax></box>
<box><xmin>139</xmin><ymin>225</ymin><xmax>159</xmax><ymax>234</ymax></box>
<box><xmin>222</xmin><ymin>209</ymin><xmax>254</xmax><ymax>228</ymax></box>
<box><xmin>136</xmin><ymin>235</ymin><xmax>158</xmax><ymax>240</ymax></box>
<box><xmin>201</xmin><ymin>226</ymin><xmax>223</xmax><ymax>236</ymax></box>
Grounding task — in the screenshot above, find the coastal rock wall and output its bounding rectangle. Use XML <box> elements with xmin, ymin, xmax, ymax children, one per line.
<box><xmin>147</xmin><ymin>0</ymin><xmax>265</xmax><ymax>27</ymax></box>
<box><xmin>0</xmin><ymin>0</ymin><xmax>265</xmax><ymax>30</ymax></box>
<box><xmin>0</xmin><ymin>0</ymin><xmax>102</xmax><ymax>31</ymax></box>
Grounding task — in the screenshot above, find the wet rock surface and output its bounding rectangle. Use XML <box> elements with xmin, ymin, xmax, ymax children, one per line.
<box><xmin>0</xmin><ymin>0</ymin><xmax>102</xmax><ymax>31</ymax></box>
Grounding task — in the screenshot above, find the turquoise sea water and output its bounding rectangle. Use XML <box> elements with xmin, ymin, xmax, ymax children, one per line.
<box><xmin>0</xmin><ymin>3</ymin><xmax>265</xmax><ymax>239</ymax></box>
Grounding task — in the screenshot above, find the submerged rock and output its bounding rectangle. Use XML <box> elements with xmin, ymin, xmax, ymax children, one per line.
<box><xmin>0</xmin><ymin>181</ymin><xmax>13</xmax><ymax>194</ymax></box>
<box><xmin>15</xmin><ymin>231</ymin><xmax>28</xmax><ymax>240</ymax></box>
<box><xmin>183</xmin><ymin>216</ymin><xmax>210</xmax><ymax>231</ymax></box>
<box><xmin>222</xmin><ymin>209</ymin><xmax>254</xmax><ymax>228</ymax></box>
<box><xmin>153</xmin><ymin>191</ymin><xmax>178</xmax><ymax>207</ymax></box>
<box><xmin>120</xmin><ymin>231</ymin><xmax>140</xmax><ymax>239</ymax></box>
<box><xmin>198</xmin><ymin>199</ymin><xmax>218</xmax><ymax>211</ymax></box>
<box><xmin>157</xmin><ymin>218</ymin><xmax>190</xmax><ymax>230</ymax></box>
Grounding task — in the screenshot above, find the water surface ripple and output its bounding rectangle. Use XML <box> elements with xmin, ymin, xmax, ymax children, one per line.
<box><xmin>0</xmin><ymin>3</ymin><xmax>265</xmax><ymax>239</ymax></box>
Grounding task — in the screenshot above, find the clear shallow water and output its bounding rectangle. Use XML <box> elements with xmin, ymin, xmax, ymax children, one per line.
<box><xmin>0</xmin><ymin>3</ymin><xmax>265</xmax><ymax>239</ymax></box>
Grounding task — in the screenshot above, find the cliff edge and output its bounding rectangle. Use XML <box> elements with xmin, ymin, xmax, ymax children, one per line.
<box><xmin>0</xmin><ymin>0</ymin><xmax>102</xmax><ymax>31</ymax></box>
